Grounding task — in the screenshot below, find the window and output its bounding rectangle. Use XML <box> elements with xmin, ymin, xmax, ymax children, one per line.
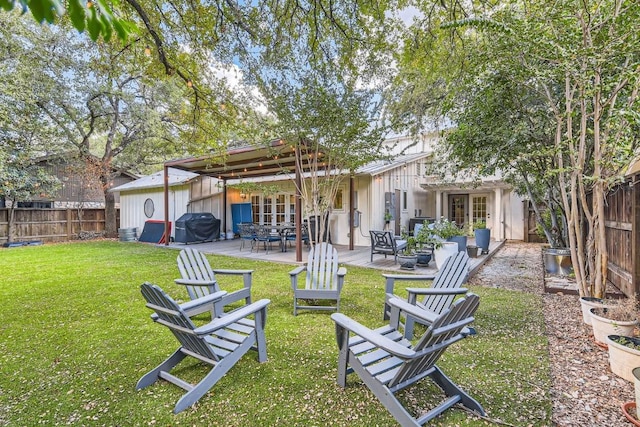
<box><xmin>143</xmin><ymin>198</ymin><xmax>154</xmax><ymax>218</ymax></box>
<box><xmin>403</xmin><ymin>191</ymin><xmax>408</xmax><ymax>210</ymax></box>
<box><xmin>333</xmin><ymin>188</ymin><xmax>344</xmax><ymax>210</ymax></box>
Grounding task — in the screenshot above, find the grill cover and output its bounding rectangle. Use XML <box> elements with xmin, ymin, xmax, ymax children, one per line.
<box><xmin>175</xmin><ymin>213</ymin><xmax>220</xmax><ymax>244</ymax></box>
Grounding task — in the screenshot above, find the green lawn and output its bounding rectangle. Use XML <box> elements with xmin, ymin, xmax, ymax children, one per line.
<box><xmin>0</xmin><ymin>241</ymin><xmax>552</xmax><ymax>426</ymax></box>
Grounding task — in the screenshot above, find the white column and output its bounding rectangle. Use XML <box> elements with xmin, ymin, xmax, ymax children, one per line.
<box><xmin>494</xmin><ymin>188</ymin><xmax>503</xmax><ymax>240</ymax></box>
<box><xmin>435</xmin><ymin>190</ymin><xmax>442</xmax><ymax>219</ymax></box>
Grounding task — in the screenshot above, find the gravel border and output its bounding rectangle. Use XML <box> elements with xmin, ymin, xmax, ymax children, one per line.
<box><xmin>469</xmin><ymin>242</ymin><xmax>634</xmax><ymax>426</ymax></box>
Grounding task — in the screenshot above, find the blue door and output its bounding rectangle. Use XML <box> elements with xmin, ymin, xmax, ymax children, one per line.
<box><xmin>231</xmin><ymin>203</ymin><xmax>253</xmax><ymax>234</ymax></box>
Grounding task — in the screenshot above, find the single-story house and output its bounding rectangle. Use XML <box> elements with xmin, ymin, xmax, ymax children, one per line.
<box><xmin>111</xmin><ymin>134</ymin><xmax>526</xmax><ymax>252</ymax></box>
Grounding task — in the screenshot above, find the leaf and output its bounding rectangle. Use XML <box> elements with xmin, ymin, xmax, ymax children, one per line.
<box><xmin>86</xmin><ymin>7</ymin><xmax>102</xmax><ymax>41</ymax></box>
<box><xmin>66</xmin><ymin>0</ymin><xmax>86</xmax><ymax>33</ymax></box>
<box><xmin>98</xmin><ymin>13</ymin><xmax>112</xmax><ymax>41</ymax></box>
<box><xmin>0</xmin><ymin>0</ymin><xmax>13</xmax><ymax>12</ymax></box>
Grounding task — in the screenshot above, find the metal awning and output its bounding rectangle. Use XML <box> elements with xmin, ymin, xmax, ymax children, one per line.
<box><xmin>162</xmin><ymin>139</ymin><xmax>356</xmax><ymax>261</ymax></box>
<box><xmin>165</xmin><ymin>139</ymin><xmax>322</xmax><ymax>180</ymax></box>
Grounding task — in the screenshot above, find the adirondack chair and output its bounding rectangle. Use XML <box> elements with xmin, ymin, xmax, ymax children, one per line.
<box><xmin>290</xmin><ymin>242</ymin><xmax>346</xmax><ymax>315</ymax></box>
<box><xmin>137</xmin><ymin>283</ymin><xmax>270</xmax><ymax>414</ymax></box>
<box><xmin>370</xmin><ymin>230</ymin><xmax>408</xmax><ymax>264</ymax></box>
<box><xmin>175</xmin><ymin>248</ymin><xmax>253</xmax><ymax>317</ymax></box>
<box><xmin>383</xmin><ymin>251</ymin><xmax>469</xmax><ymax>339</ymax></box>
<box><xmin>331</xmin><ymin>293</ymin><xmax>484</xmax><ymax>426</ymax></box>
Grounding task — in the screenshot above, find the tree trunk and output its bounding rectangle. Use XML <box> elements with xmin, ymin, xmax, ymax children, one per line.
<box><xmin>103</xmin><ymin>188</ymin><xmax>117</xmax><ymax>238</ymax></box>
<box><xmin>7</xmin><ymin>203</ymin><xmax>15</xmax><ymax>243</ymax></box>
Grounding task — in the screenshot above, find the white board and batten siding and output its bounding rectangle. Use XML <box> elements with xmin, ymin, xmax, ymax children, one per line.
<box><xmin>118</xmin><ymin>185</ymin><xmax>192</xmax><ymax>239</ymax></box>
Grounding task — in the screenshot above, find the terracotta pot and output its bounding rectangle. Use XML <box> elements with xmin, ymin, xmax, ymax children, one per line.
<box><xmin>606</xmin><ymin>335</ymin><xmax>640</xmax><ymax>382</ymax></box>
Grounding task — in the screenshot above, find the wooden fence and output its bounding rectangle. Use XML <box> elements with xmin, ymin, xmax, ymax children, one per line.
<box><xmin>603</xmin><ymin>182</ymin><xmax>637</xmax><ymax>297</ymax></box>
<box><xmin>0</xmin><ymin>208</ymin><xmax>117</xmax><ymax>244</ymax></box>
<box><xmin>524</xmin><ymin>182</ymin><xmax>640</xmax><ymax>298</ymax></box>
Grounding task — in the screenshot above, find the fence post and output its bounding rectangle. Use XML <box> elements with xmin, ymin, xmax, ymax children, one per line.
<box><xmin>67</xmin><ymin>209</ymin><xmax>72</xmax><ymax>239</ymax></box>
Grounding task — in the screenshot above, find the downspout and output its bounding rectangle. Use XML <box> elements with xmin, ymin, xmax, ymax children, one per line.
<box><xmin>349</xmin><ymin>173</ymin><xmax>354</xmax><ymax>250</ymax></box>
<box><xmin>223</xmin><ymin>179</ymin><xmax>227</xmax><ymax>237</ymax></box>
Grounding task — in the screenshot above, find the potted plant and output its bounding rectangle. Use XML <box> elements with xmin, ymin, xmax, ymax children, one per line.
<box><xmin>397</xmin><ymin>234</ymin><xmax>418</xmax><ymax>270</ymax></box>
<box><xmin>432</xmin><ymin>217</ymin><xmax>467</xmax><ymax>252</ymax></box>
<box><xmin>384</xmin><ymin>211</ymin><xmax>393</xmax><ymax>230</ymax></box>
<box><xmin>606</xmin><ymin>335</ymin><xmax>640</xmax><ymax>383</ymax></box>
<box><xmin>579</xmin><ymin>296</ymin><xmax>606</xmax><ymax>325</ymax></box>
<box><xmin>590</xmin><ymin>297</ymin><xmax>639</xmax><ymax>347</ymax></box>
<box><xmin>414</xmin><ymin>222</ymin><xmax>437</xmax><ymax>266</ymax></box>
<box><xmin>473</xmin><ymin>220</ymin><xmax>491</xmax><ymax>254</ymax></box>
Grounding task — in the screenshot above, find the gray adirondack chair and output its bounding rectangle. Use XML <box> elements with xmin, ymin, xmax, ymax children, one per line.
<box><xmin>290</xmin><ymin>242</ymin><xmax>346</xmax><ymax>315</ymax></box>
<box><xmin>331</xmin><ymin>293</ymin><xmax>484</xmax><ymax>426</ymax></box>
<box><xmin>383</xmin><ymin>250</ymin><xmax>469</xmax><ymax>339</ymax></box>
<box><xmin>137</xmin><ymin>283</ymin><xmax>270</xmax><ymax>414</ymax></box>
<box><xmin>176</xmin><ymin>248</ymin><xmax>253</xmax><ymax>317</ymax></box>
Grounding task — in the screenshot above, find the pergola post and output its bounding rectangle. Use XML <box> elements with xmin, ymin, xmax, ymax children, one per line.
<box><xmin>163</xmin><ymin>165</ymin><xmax>169</xmax><ymax>246</ymax></box>
<box><xmin>295</xmin><ymin>146</ymin><xmax>302</xmax><ymax>262</ymax></box>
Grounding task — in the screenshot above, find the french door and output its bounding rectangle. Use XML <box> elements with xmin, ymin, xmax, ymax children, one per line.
<box><xmin>450</xmin><ymin>195</ymin><xmax>467</xmax><ymax>227</ymax></box>
<box><xmin>251</xmin><ymin>194</ymin><xmax>296</xmax><ymax>225</ymax></box>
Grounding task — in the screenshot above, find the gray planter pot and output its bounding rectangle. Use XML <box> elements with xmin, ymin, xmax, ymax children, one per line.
<box><xmin>447</xmin><ymin>236</ymin><xmax>467</xmax><ymax>252</ymax></box>
<box><xmin>474</xmin><ymin>228</ymin><xmax>491</xmax><ymax>254</ymax></box>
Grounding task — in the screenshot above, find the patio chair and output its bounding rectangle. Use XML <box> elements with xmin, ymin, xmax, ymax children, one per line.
<box><xmin>383</xmin><ymin>250</ymin><xmax>469</xmax><ymax>339</ymax></box>
<box><xmin>331</xmin><ymin>293</ymin><xmax>484</xmax><ymax>426</ymax></box>
<box><xmin>137</xmin><ymin>283</ymin><xmax>270</xmax><ymax>414</ymax></box>
<box><xmin>283</xmin><ymin>223</ymin><xmax>310</xmax><ymax>250</ymax></box>
<box><xmin>237</xmin><ymin>223</ymin><xmax>256</xmax><ymax>251</ymax></box>
<box><xmin>369</xmin><ymin>230</ymin><xmax>407</xmax><ymax>264</ymax></box>
<box><xmin>176</xmin><ymin>248</ymin><xmax>253</xmax><ymax>317</ymax></box>
<box><xmin>254</xmin><ymin>224</ymin><xmax>281</xmax><ymax>254</ymax></box>
<box><xmin>290</xmin><ymin>242</ymin><xmax>346</xmax><ymax>315</ymax></box>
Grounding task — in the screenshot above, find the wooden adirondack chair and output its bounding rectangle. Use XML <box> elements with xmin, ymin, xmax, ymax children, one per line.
<box><xmin>383</xmin><ymin>251</ymin><xmax>469</xmax><ymax>339</ymax></box>
<box><xmin>176</xmin><ymin>248</ymin><xmax>253</xmax><ymax>317</ymax></box>
<box><xmin>290</xmin><ymin>242</ymin><xmax>346</xmax><ymax>315</ymax></box>
<box><xmin>331</xmin><ymin>294</ymin><xmax>484</xmax><ymax>426</ymax></box>
<box><xmin>137</xmin><ymin>283</ymin><xmax>270</xmax><ymax>414</ymax></box>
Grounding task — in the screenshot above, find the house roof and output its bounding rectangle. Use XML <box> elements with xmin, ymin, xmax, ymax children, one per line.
<box><xmin>165</xmin><ymin>139</ymin><xmax>325</xmax><ymax>180</ymax></box>
<box><xmin>356</xmin><ymin>152</ymin><xmax>432</xmax><ymax>176</ymax></box>
<box><xmin>110</xmin><ymin>168</ymin><xmax>199</xmax><ymax>192</ymax></box>
<box><xmin>34</xmin><ymin>151</ymin><xmax>139</xmax><ymax>180</ymax></box>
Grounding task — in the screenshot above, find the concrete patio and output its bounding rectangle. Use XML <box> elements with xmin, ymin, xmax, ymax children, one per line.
<box><xmin>158</xmin><ymin>236</ymin><xmax>505</xmax><ymax>278</ymax></box>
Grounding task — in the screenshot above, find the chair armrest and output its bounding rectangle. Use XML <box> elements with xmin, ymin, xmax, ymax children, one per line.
<box><xmin>382</xmin><ymin>273</ymin><xmax>436</xmax><ymax>296</ymax></box>
<box><xmin>194</xmin><ymin>299</ymin><xmax>271</xmax><ymax>335</ymax></box>
<box><xmin>212</xmin><ymin>269</ymin><xmax>253</xmax><ymax>290</ymax></box>
<box><xmin>382</xmin><ymin>273</ymin><xmax>437</xmax><ymax>281</ymax></box>
<box><xmin>405</xmin><ymin>287</ymin><xmax>469</xmax><ymax>296</ymax></box>
<box><xmin>154</xmin><ymin>290</ymin><xmax>227</xmax><ymax>320</ymax></box>
<box><xmin>387</xmin><ymin>297</ymin><xmax>444</xmax><ymax>325</ymax></box>
<box><xmin>175</xmin><ymin>278</ymin><xmax>216</xmax><ymax>287</ymax></box>
<box><xmin>331</xmin><ymin>313</ymin><xmax>415</xmax><ymax>359</ymax></box>
<box><xmin>211</xmin><ymin>269</ymin><xmax>254</xmax><ymax>275</ymax></box>
<box><xmin>289</xmin><ymin>265</ymin><xmax>306</xmax><ymax>276</ymax></box>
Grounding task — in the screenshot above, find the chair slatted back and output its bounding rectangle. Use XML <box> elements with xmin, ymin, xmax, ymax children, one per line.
<box><xmin>141</xmin><ymin>283</ymin><xmax>219</xmax><ymax>363</ymax></box>
<box><xmin>390</xmin><ymin>293</ymin><xmax>480</xmax><ymax>388</ymax></box>
<box><xmin>177</xmin><ymin>248</ymin><xmax>220</xmax><ymax>299</ymax></box>
<box><xmin>420</xmin><ymin>251</ymin><xmax>469</xmax><ymax>313</ymax></box>
<box><xmin>306</xmin><ymin>243</ymin><xmax>339</xmax><ymax>291</ymax></box>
